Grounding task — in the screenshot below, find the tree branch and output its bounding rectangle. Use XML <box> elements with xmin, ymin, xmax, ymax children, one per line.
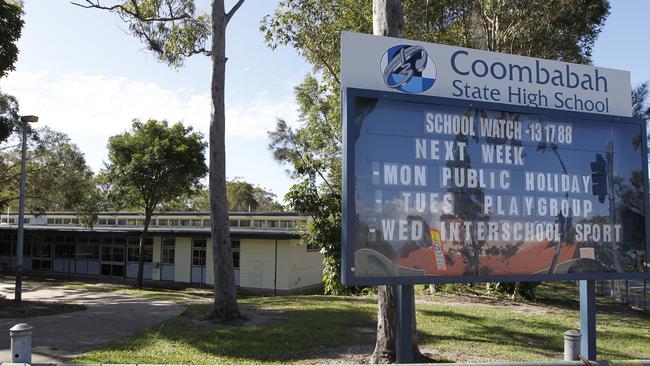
<box><xmin>71</xmin><ymin>0</ymin><xmax>192</xmax><ymax>22</ymax></box>
<box><xmin>225</xmin><ymin>0</ymin><xmax>245</xmax><ymax>24</ymax></box>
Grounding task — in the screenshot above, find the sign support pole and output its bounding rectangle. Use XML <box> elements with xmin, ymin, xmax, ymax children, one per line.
<box><xmin>579</xmin><ymin>280</ymin><xmax>596</xmax><ymax>360</ymax></box>
<box><xmin>396</xmin><ymin>284</ymin><xmax>414</xmax><ymax>363</ymax></box>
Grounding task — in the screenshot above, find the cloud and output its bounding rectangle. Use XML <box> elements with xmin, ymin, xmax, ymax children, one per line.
<box><xmin>1</xmin><ymin>71</ymin><xmax>299</xmax><ymax>141</ymax></box>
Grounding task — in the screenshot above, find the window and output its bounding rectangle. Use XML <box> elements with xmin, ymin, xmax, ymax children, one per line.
<box><xmin>180</xmin><ymin>219</ymin><xmax>190</xmax><ymax>227</ymax></box>
<box><xmin>239</xmin><ymin>220</ymin><xmax>251</xmax><ymax>227</ymax></box>
<box><xmin>191</xmin><ymin>219</ymin><xmax>201</xmax><ymax>227</ymax></box>
<box><xmin>203</xmin><ymin>219</ymin><xmax>211</xmax><ymax>227</ymax></box>
<box><xmin>162</xmin><ymin>238</ymin><xmax>175</xmax><ymax>265</ymax></box>
<box><xmin>76</xmin><ymin>245</ymin><xmax>99</xmax><ymax>259</ymax></box>
<box><xmin>102</xmin><ymin>237</ymin><xmax>114</xmax><ymax>244</ymax></box>
<box><xmin>169</xmin><ymin>219</ymin><xmax>179</xmax><ymax>226</ymax></box>
<box><xmin>228</xmin><ymin>219</ymin><xmax>238</xmax><ymax>227</ymax></box>
<box><xmin>63</xmin><ymin>218</ymin><xmax>71</xmax><ymax>225</ymax></box>
<box><xmin>55</xmin><ymin>218</ymin><xmax>63</xmax><ymax>225</ymax></box>
<box><xmin>137</xmin><ymin>219</ymin><xmax>144</xmax><ymax>226</ymax></box>
<box><xmin>0</xmin><ymin>235</ymin><xmax>10</xmax><ymax>254</ymax></box>
<box><xmin>127</xmin><ymin>245</ymin><xmax>152</xmax><ymax>262</ymax></box>
<box><xmin>279</xmin><ymin>220</ymin><xmax>294</xmax><ymax>229</ymax></box>
<box><xmin>127</xmin><ymin>219</ymin><xmax>136</xmax><ymax>226</ymax></box>
<box><xmin>253</xmin><ymin>220</ymin><xmax>264</xmax><ymax>228</ymax></box>
<box><xmin>232</xmin><ymin>240</ymin><xmax>240</xmax><ymax>269</ymax></box>
<box><xmin>97</xmin><ymin>218</ymin><xmax>107</xmax><ymax>225</ymax></box>
<box><xmin>106</xmin><ymin>218</ymin><xmax>116</xmax><ymax>225</ymax></box>
<box><xmin>114</xmin><ymin>237</ymin><xmax>126</xmax><ymax>245</ymax></box>
<box><xmin>118</xmin><ymin>219</ymin><xmax>127</xmax><ymax>226</ymax></box>
<box><xmin>33</xmin><ymin>243</ymin><xmax>52</xmax><ymax>258</ymax></box>
<box><xmin>192</xmin><ymin>239</ymin><xmax>206</xmax><ymax>266</ymax></box>
<box><xmin>158</xmin><ymin>219</ymin><xmax>168</xmax><ymax>226</ymax></box>
<box><xmin>268</xmin><ymin>220</ymin><xmax>279</xmax><ymax>228</ymax></box>
<box><xmin>47</xmin><ymin>218</ymin><xmax>55</xmax><ymax>225</ymax></box>
<box><xmin>23</xmin><ymin>218</ymin><xmax>30</xmax><ymax>224</ymax></box>
<box><xmin>55</xmin><ymin>243</ymin><xmax>76</xmax><ymax>258</ymax></box>
<box><xmin>71</xmin><ymin>218</ymin><xmax>79</xmax><ymax>225</ymax></box>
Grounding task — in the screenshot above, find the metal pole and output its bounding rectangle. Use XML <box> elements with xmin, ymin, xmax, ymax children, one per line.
<box><xmin>579</xmin><ymin>280</ymin><xmax>596</xmax><ymax>360</ymax></box>
<box><xmin>14</xmin><ymin>123</ymin><xmax>28</xmax><ymax>303</ymax></box>
<box><xmin>396</xmin><ymin>284</ymin><xmax>414</xmax><ymax>363</ymax></box>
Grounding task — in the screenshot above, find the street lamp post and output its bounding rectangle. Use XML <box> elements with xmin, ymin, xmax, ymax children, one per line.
<box><xmin>14</xmin><ymin>115</ymin><xmax>38</xmax><ymax>303</ymax></box>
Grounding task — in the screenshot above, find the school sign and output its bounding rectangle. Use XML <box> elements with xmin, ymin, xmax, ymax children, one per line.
<box><xmin>341</xmin><ymin>31</ymin><xmax>650</xmax><ymax>286</ymax></box>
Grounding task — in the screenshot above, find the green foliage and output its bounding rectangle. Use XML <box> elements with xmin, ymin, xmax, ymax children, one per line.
<box><xmin>226</xmin><ymin>178</ymin><xmax>258</xmax><ymax>212</ymax></box>
<box><xmin>0</xmin><ymin>127</ymin><xmax>101</xmax><ymax>222</ymax></box>
<box><xmin>632</xmin><ymin>82</ymin><xmax>650</xmax><ymax>120</ymax></box>
<box><xmin>252</xmin><ymin>185</ymin><xmax>284</xmax><ymax>212</ymax></box>
<box><xmin>0</xmin><ymin>0</ymin><xmax>24</xmax><ymax>78</ymax></box>
<box><xmin>104</xmin><ymin>119</ymin><xmax>207</xmax><ymax>215</ymax></box>
<box><xmin>403</xmin><ymin>0</ymin><xmax>610</xmax><ymax>63</ymax></box>
<box><xmin>159</xmin><ymin>180</ymin><xmax>284</xmax><ymax>213</ymax></box>
<box><xmin>0</xmin><ymin>89</ymin><xmax>18</xmax><ymax>143</ymax></box>
<box><xmin>78</xmin><ymin>0</ymin><xmax>211</xmax><ymax>68</ymax></box>
<box><xmin>486</xmin><ymin>281</ymin><xmax>540</xmax><ymax>300</ymax></box>
<box><xmin>263</xmin><ymin>0</ymin><xmax>611</xmax><ymax>295</ymax></box>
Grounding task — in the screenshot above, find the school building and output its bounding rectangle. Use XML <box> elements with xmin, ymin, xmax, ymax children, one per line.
<box><xmin>0</xmin><ymin>211</ymin><xmax>324</xmax><ymax>293</ymax></box>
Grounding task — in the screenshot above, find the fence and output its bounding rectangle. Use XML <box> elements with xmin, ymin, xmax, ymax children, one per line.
<box><xmin>595</xmin><ymin>279</ymin><xmax>649</xmax><ymax>310</ymax></box>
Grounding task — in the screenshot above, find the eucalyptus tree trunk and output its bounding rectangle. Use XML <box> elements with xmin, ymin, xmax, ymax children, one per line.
<box><xmin>210</xmin><ymin>0</ymin><xmax>240</xmax><ymax>321</ymax></box>
<box><xmin>370</xmin><ymin>0</ymin><xmax>422</xmax><ymax>363</ymax></box>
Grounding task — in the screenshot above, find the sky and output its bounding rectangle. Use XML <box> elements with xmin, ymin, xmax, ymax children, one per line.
<box><xmin>2</xmin><ymin>0</ymin><xmax>649</xmax><ymax>203</ymax></box>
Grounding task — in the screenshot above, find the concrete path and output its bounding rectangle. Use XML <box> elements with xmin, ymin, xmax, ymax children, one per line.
<box><xmin>0</xmin><ymin>282</ymin><xmax>184</xmax><ymax>363</ymax></box>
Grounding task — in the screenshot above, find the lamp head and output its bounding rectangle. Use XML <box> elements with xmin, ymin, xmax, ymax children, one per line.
<box><xmin>20</xmin><ymin>115</ymin><xmax>38</xmax><ymax>123</ymax></box>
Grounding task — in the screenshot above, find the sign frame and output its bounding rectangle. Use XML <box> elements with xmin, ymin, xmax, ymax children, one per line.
<box><xmin>342</xmin><ymin>86</ymin><xmax>650</xmax><ymax>287</ymax></box>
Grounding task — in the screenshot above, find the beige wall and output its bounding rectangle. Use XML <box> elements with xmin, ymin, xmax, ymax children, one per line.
<box><xmin>287</xmin><ymin>239</ymin><xmax>324</xmax><ymax>290</ymax></box>
<box><xmin>237</xmin><ymin>238</ymin><xmax>323</xmax><ymax>291</ymax></box>
<box><xmin>206</xmin><ymin>239</ymin><xmax>214</xmax><ymax>285</ymax></box>
<box><xmin>239</xmin><ymin>239</ymin><xmax>283</xmax><ymax>290</ymax></box>
<box><xmin>174</xmin><ymin>237</ymin><xmax>192</xmax><ymax>283</ymax></box>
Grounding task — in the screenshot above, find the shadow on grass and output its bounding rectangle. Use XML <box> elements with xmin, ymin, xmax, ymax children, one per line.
<box><xmin>77</xmin><ymin>296</ymin><xmax>378</xmax><ymax>364</ymax></box>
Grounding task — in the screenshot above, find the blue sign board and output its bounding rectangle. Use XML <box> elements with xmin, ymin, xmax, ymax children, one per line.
<box><xmin>342</xmin><ymin>88</ymin><xmax>649</xmax><ymax>286</ymax></box>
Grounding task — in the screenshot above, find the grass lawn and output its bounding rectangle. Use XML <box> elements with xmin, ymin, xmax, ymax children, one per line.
<box><xmin>73</xmin><ymin>282</ymin><xmax>650</xmax><ymax>364</ymax></box>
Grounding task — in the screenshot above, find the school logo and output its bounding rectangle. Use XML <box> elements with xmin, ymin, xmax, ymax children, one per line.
<box><xmin>380</xmin><ymin>44</ymin><xmax>437</xmax><ymax>93</ymax></box>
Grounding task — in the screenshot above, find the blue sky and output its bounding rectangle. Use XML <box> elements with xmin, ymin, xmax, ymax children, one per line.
<box><xmin>2</xmin><ymin>0</ymin><xmax>649</xmax><ymax>203</ymax></box>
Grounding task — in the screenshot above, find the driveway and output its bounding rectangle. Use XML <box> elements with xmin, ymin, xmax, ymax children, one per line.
<box><xmin>0</xmin><ymin>282</ymin><xmax>184</xmax><ymax>363</ymax></box>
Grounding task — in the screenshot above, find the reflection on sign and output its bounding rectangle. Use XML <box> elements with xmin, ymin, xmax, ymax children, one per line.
<box><xmin>347</xmin><ymin>94</ymin><xmax>647</xmax><ymax>284</ymax></box>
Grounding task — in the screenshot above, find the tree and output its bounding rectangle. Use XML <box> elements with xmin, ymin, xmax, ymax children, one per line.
<box><xmin>0</xmin><ymin>90</ymin><xmax>19</xmax><ymax>144</ymax></box>
<box><xmin>159</xmin><ymin>179</ymin><xmax>284</xmax><ymax>212</ymax></box>
<box><xmin>0</xmin><ymin>127</ymin><xmax>100</xmax><ymax>218</ymax></box>
<box><xmin>159</xmin><ymin>183</ymin><xmax>210</xmax><ymax>212</ymax></box>
<box><xmin>253</xmin><ymin>185</ymin><xmax>284</xmax><ymax>212</ymax></box>
<box><xmin>104</xmin><ymin>119</ymin><xmax>207</xmax><ymax>289</ymax></box>
<box><xmin>262</xmin><ymin>0</ymin><xmax>610</xmax><ymax>362</ymax></box>
<box><xmin>632</xmin><ymin>82</ymin><xmax>650</xmax><ymax>120</ymax></box>
<box><xmin>0</xmin><ymin>0</ymin><xmax>24</xmax><ymax>144</ymax></box>
<box><xmin>75</xmin><ymin>0</ymin><xmax>246</xmax><ymax>321</ymax></box>
<box><xmin>0</xmin><ymin>0</ymin><xmax>23</xmax><ymax>78</ymax></box>
<box><xmin>226</xmin><ymin>178</ymin><xmax>258</xmax><ymax>212</ymax></box>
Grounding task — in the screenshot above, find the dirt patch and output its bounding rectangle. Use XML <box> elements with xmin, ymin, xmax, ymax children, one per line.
<box><xmin>420</xmin><ymin>347</ymin><xmax>499</xmax><ymax>363</ymax></box>
<box><xmin>0</xmin><ymin>299</ymin><xmax>86</xmax><ymax>318</ymax></box>
<box><xmin>184</xmin><ymin>305</ymin><xmax>286</xmax><ymax>329</ymax></box>
<box><xmin>294</xmin><ymin>344</ymin><xmax>375</xmax><ymax>364</ymax></box>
